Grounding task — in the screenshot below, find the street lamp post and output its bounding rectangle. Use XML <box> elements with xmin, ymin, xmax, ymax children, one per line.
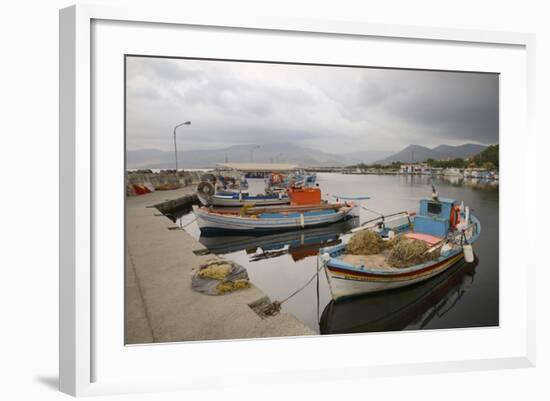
<box><xmin>173</xmin><ymin>121</ymin><xmax>191</xmax><ymax>181</ymax></box>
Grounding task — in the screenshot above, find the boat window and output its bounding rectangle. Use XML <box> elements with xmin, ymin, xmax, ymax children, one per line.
<box><xmin>427</xmin><ymin>202</ymin><xmax>442</xmax><ymax>215</ymax></box>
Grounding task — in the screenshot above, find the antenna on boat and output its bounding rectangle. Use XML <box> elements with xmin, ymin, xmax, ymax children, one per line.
<box><xmin>431</xmin><ymin>184</ymin><xmax>439</xmax><ymax>201</ymax></box>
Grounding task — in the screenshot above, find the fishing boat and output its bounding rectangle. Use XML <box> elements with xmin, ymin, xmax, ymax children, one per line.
<box><xmin>442</xmin><ymin>168</ymin><xmax>462</xmax><ymax>176</ymax></box>
<box><xmin>197</xmin><ymin>163</ymin><xmax>297</xmax><ymax>207</ymax></box>
<box><xmin>320</xmin><ymin>187</ymin><xmax>481</xmax><ymax>300</ymax></box>
<box><xmin>194</xmin><ymin>186</ymin><xmax>356</xmax><ymax>234</ymax></box>
<box><xmin>195</xmin><ymin>203</ymin><xmax>355</xmax><ymax>234</ymax></box>
<box><xmin>305</xmin><ymin>172</ymin><xmax>317</xmax><ymax>184</ymax></box>
<box><xmin>197</xmin><ymin>185</ymin><xmax>290</xmax><ymax>207</ymax></box>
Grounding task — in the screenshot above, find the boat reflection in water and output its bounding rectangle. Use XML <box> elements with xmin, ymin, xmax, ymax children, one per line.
<box><xmin>319</xmin><ymin>257</ymin><xmax>479</xmax><ymax>334</ymax></box>
<box><xmin>199</xmin><ymin>217</ymin><xmax>359</xmax><ymax>262</ymax></box>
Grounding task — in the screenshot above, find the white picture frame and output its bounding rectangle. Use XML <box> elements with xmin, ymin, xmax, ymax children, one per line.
<box><xmin>59</xmin><ymin>4</ymin><xmax>536</xmax><ymax>397</ymax></box>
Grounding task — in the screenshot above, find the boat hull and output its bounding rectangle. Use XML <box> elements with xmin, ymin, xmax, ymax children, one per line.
<box><xmin>326</xmin><ymin>252</ymin><xmax>465</xmax><ymax>300</ymax></box>
<box><xmin>195</xmin><ymin>207</ymin><xmax>353</xmax><ymax>234</ymax></box>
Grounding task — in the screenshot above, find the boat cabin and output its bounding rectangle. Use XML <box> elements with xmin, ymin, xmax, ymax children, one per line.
<box><xmin>414</xmin><ymin>197</ymin><xmax>460</xmax><ymax>237</ymax></box>
<box><xmin>288</xmin><ymin>186</ymin><xmax>322</xmax><ymax>205</ymax></box>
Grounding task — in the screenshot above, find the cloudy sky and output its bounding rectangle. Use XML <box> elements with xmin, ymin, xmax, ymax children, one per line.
<box><xmin>126</xmin><ymin>56</ymin><xmax>498</xmax><ymax>154</ymax></box>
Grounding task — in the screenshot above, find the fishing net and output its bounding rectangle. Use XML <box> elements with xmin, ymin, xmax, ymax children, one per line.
<box><xmin>387</xmin><ymin>238</ymin><xmax>440</xmax><ymax>268</ymax></box>
<box><xmin>191</xmin><ymin>258</ymin><xmax>250</xmax><ymax>295</ymax></box>
<box><xmin>345</xmin><ymin>230</ymin><xmax>387</xmax><ymax>255</ymax></box>
<box><xmin>216</xmin><ymin>279</ymin><xmax>250</xmax><ymax>294</ymax></box>
<box><xmin>198</xmin><ymin>262</ymin><xmax>232</xmax><ymax>280</ymax></box>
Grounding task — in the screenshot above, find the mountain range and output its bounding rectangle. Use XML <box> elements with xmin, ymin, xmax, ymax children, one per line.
<box><xmin>375</xmin><ymin>143</ymin><xmax>488</xmax><ymax>165</ymax></box>
<box><xmin>126</xmin><ymin>142</ymin><xmax>488</xmax><ymax>169</ymax></box>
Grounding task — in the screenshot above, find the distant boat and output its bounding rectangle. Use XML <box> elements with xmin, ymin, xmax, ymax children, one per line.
<box><xmin>196</xmin><ymin>176</ymin><xmax>290</xmax><ymax>207</ymax></box>
<box><xmin>442</xmin><ymin>168</ymin><xmax>462</xmax><ymax>176</ymax></box>
<box><xmin>320</xmin><ymin>192</ymin><xmax>481</xmax><ymax>300</ymax></box>
<box><xmin>198</xmin><ymin>189</ymin><xmax>290</xmax><ymax>207</ymax></box>
<box><xmin>197</xmin><ymin>163</ymin><xmax>299</xmax><ymax>207</ymax></box>
<box><xmin>305</xmin><ymin>173</ymin><xmax>317</xmax><ymax>184</ymax></box>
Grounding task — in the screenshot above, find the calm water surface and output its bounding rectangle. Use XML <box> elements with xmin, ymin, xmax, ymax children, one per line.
<box><xmin>178</xmin><ymin>173</ymin><xmax>499</xmax><ymax>334</ymax></box>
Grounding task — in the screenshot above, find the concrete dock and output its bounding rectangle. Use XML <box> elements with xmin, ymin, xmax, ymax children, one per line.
<box><xmin>125</xmin><ymin>187</ymin><xmax>314</xmax><ymax>344</ymax></box>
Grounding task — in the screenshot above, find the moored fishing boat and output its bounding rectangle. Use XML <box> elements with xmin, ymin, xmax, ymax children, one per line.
<box><xmin>320</xmin><ymin>187</ymin><xmax>481</xmax><ymax>300</ymax></box>
<box><xmin>194</xmin><ymin>186</ymin><xmax>357</xmax><ymax>234</ymax></box>
<box><xmin>198</xmin><ymin>187</ymin><xmax>290</xmax><ymax>207</ymax></box>
<box><xmin>197</xmin><ymin>162</ymin><xmax>296</xmax><ymax>207</ymax></box>
<box><xmin>195</xmin><ymin>202</ymin><xmax>355</xmax><ymax>234</ymax></box>
<box><xmin>443</xmin><ymin>168</ymin><xmax>462</xmax><ymax>176</ymax></box>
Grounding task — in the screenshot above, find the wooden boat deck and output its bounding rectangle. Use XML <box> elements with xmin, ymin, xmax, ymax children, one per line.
<box><xmin>339</xmin><ymin>250</ymin><xmax>393</xmax><ymax>270</ymax></box>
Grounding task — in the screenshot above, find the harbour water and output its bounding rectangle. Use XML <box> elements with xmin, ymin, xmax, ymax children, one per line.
<box><xmin>177</xmin><ymin>172</ymin><xmax>499</xmax><ymax>334</ymax></box>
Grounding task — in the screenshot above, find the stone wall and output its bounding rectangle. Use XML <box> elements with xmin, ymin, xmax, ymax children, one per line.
<box><xmin>126</xmin><ymin>170</ymin><xmax>203</xmax><ymax>195</ymax></box>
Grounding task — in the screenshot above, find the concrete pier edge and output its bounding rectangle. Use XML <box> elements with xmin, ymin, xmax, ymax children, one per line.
<box><xmin>125</xmin><ymin>186</ymin><xmax>314</xmax><ymax>344</ymax></box>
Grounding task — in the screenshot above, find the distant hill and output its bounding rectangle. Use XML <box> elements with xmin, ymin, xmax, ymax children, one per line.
<box><xmin>432</xmin><ymin>144</ymin><xmax>489</xmax><ymax>160</ymax></box>
<box><xmin>376</xmin><ymin>143</ymin><xmax>487</xmax><ymax>165</ymax></box>
<box><xmin>127</xmin><ymin>142</ymin><xmax>489</xmax><ymax>169</ymax></box>
<box><xmin>127</xmin><ymin>142</ymin><xmax>350</xmax><ymax>169</ymax></box>
<box><xmin>341</xmin><ymin>150</ymin><xmax>393</xmax><ymax>165</ymax></box>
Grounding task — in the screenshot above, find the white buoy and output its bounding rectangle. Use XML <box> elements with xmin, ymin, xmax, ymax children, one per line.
<box><xmin>463</xmin><ymin>244</ymin><xmax>474</xmax><ymax>263</ymax></box>
<box><xmin>388</xmin><ymin>230</ymin><xmax>395</xmax><ymax>239</ymax></box>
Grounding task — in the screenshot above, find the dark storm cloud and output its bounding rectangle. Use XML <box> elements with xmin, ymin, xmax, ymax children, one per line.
<box><xmin>126</xmin><ymin>57</ymin><xmax>499</xmax><ymax>153</ymax></box>
<box><xmin>381</xmin><ymin>71</ymin><xmax>498</xmax><ymax>144</ymax></box>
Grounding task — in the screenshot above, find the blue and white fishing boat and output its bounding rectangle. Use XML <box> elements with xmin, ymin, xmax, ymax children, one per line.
<box><xmin>320</xmin><ymin>187</ymin><xmax>481</xmax><ymax>300</ymax></box>
<box><xmin>194</xmin><ymin>202</ymin><xmax>355</xmax><ymax>234</ymax></box>
<box><xmin>198</xmin><ymin>162</ymin><xmax>297</xmax><ymax>207</ymax></box>
<box><xmin>305</xmin><ymin>173</ymin><xmax>317</xmax><ymax>184</ymax></box>
<box><xmin>198</xmin><ymin>188</ymin><xmax>290</xmax><ymax>207</ymax></box>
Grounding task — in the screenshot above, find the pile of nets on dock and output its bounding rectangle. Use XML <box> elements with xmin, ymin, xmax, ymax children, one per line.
<box><xmin>191</xmin><ymin>258</ymin><xmax>250</xmax><ymax>295</ymax></box>
<box><xmin>345</xmin><ymin>230</ymin><xmax>440</xmax><ymax>268</ymax></box>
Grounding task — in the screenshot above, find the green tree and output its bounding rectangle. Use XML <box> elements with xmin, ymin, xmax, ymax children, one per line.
<box><xmin>471</xmin><ymin>144</ymin><xmax>499</xmax><ymax>169</ymax></box>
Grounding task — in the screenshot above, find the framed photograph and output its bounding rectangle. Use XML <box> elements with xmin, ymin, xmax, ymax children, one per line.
<box><xmin>60</xmin><ymin>4</ymin><xmax>536</xmax><ymax>396</ymax></box>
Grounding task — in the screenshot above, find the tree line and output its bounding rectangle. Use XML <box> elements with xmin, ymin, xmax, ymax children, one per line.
<box><xmin>348</xmin><ymin>145</ymin><xmax>499</xmax><ymax>170</ymax></box>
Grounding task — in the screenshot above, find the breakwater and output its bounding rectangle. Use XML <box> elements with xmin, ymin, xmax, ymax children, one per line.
<box><xmin>126</xmin><ymin>170</ymin><xmax>203</xmax><ymax>195</ymax></box>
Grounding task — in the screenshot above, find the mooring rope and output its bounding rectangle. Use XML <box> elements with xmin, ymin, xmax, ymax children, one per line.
<box><xmin>360</xmin><ymin>205</ymin><xmax>384</xmax><ymax>216</ymax></box>
<box><xmin>262</xmin><ymin>257</ymin><xmax>324</xmax><ymax>316</ymax></box>
<box><xmin>179</xmin><ymin>216</ymin><xmax>198</xmax><ymax>229</ymax></box>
